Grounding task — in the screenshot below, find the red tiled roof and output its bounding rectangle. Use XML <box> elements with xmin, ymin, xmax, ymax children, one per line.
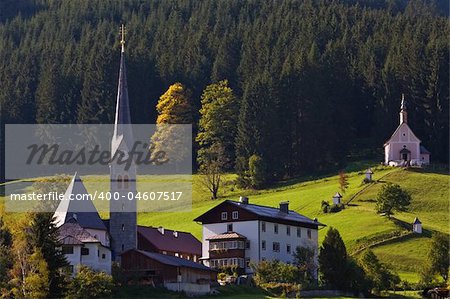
<box><xmin>207</xmin><ymin>232</ymin><xmax>247</xmax><ymax>240</ymax></box>
<box><xmin>137</xmin><ymin>226</ymin><xmax>201</xmax><ymax>256</ymax></box>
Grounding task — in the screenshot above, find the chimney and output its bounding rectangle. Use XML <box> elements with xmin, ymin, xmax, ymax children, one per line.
<box><xmin>279</xmin><ymin>201</ymin><xmax>289</xmax><ymax>213</ymax></box>
<box><xmin>239</xmin><ymin>196</ymin><xmax>249</xmax><ymax>205</ymax></box>
<box><xmin>158</xmin><ymin>226</ymin><xmax>165</xmax><ymax>235</ymax></box>
<box><xmin>173</xmin><ymin>231</ymin><xmax>178</xmax><ymax>238</ymax></box>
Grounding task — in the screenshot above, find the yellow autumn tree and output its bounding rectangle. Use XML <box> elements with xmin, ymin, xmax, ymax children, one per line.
<box><xmin>156</xmin><ymin>83</ymin><xmax>193</xmax><ymax>124</ymax></box>
<box><xmin>9</xmin><ymin>216</ymin><xmax>49</xmax><ymax>299</ymax></box>
<box><xmin>151</xmin><ymin>83</ymin><xmax>193</xmax><ymax>168</ymax></box>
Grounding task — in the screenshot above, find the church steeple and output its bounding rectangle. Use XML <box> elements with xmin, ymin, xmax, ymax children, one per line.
<box><xmin>112</xmin><ymin>24</ymin><xmax>133</xmax><ymax>157</ymax></box>
<box><xmin>400</xmin><ymin>94</ymin><xmax>407</xmax><ymax>124</ymax></box>
<box><xmin>109</xmin><ymin>24</ymin><xmax>137</xmax><ymax>261</ymax></box>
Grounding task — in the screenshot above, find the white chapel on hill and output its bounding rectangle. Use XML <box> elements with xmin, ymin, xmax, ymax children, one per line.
<box><xmin>384</xmin><ymin>95</ymin><xmax>430</xmax><ymax>167</ymax></box>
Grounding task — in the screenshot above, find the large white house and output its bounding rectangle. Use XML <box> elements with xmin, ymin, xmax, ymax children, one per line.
<box><xmin>384</xmin><ymin>95</ymin><xmax>430</xmax><ymax>166</ymax></box>
<box><xmin>194</xmin><ymin>197</ymin><xmax>324</xmax><ymax>276</ymax></box>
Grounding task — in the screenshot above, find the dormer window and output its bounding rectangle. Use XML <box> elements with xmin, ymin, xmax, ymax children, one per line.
<box><xmin>232</xmin><ymin>211</ymin><xmax>239</xmax><ymax>219</ymax></box>
<box><xmin>221</xmin><ymin>212</ymin><xmax>228</xmax><ymax>220</ymax></box>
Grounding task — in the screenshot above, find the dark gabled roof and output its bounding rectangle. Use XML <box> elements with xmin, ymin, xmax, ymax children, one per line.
<box><xmin>58</xmin><ymin>222</ymin><xmax>101</xmax><ymax>244</ymax></box>
<box><xmin>194</xmin><ymin>200</ymin><xmax>324</xmax><ymax>228</ymax></box>
<box><xmin>123</xmin><ymin>249</ymin><xmax>214</xmax><ymax>272</ymax></box>
<box><xmin>207</xmin><ymin>232</ymin><xmax>247</xmax><ymax>241</ymax></box>
<box><xmin>413</xmin><ymin>217</ymin><xmax>422</xmax><ymax>224</ymax></box>
<box><xmin>137</xmin><ymin>226</ymin><xmax>201</xmax><ymax>255</ymax></box>
<box><xmin>333</xmin><ymin>192</ymin><xmax>342</xmax><ymax>198</ymax></box>
<box><xmin>420</xmin><ymin>145</ymin><xmax>431</xmax><ymax>154</ymax></box>
<box><xmin>53</xmin><ymin>173</ymin><xmax>107</xmax><ymax>231</ymax></box>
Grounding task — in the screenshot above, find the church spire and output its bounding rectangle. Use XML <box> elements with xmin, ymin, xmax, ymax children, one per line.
<box><xmin>120</xmin><ymin>24</ymin><xmax>126</xmax><ymax>53</ymax></box>
<box><xmin>112</xmin><ymin>24</ymin><xmax>133</xmax><ymax>156</ymax></box>
<box><xmin>400</xmin><ymin>94</ymin><xmax>407</xmax><ymax>124</ymax></box>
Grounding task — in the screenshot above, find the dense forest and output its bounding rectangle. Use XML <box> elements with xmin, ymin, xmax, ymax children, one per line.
<box><xmin>0</xmin><ymin>0</ymin><xmax>448</xmax><ymax>183</ymax></box>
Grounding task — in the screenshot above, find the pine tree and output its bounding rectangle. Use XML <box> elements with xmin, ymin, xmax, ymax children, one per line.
<box><xmin>318</xmin><ymin>227</ymin><xmax>348</xmax><ymax>289</ymax></box>
<box><xmin>28</xmin><ymin>213</ymin><xmax>69</xmax><ymax>298</ymax></box>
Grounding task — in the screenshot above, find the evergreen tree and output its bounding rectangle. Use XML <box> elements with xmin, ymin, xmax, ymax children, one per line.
<box><xmin>318</xmin><ymin>227</ymin><xmax>348</xmax><ymax>289</ymax></box>
<box><xmin>28</xmin><ymin>213</ymin><xmax>69</xmax><ymax>298</ymax></box>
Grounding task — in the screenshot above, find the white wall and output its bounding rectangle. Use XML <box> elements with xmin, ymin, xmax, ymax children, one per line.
<box><xmin>63</xmin><ymin>243</ymin><xmax>111</xmax><ymax>275</ymax></box>
<box><xmin>259</xmin><ymin>221</ymin><xmax>318</xmax><ymax>264</ymax></box>
<box><xmin>85</xmin><ymin>228</ymin><xmax>110</xmax><ymax>247</ymax></box>
<box><xmin>202</xmin><ymin>220</ymin><xmax>318</xmax><ymax>275</ymax></box>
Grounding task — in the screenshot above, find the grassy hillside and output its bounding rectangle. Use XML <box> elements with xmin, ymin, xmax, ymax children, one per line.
<box><xmin>136</xmin><ymin>165</ymin><xmax>448</xmax><ymax>282</ymax></box>
<box><xmin>1</xmin><ymin>163</ymin><xmax>448</xmax><ymax>283</ymax></box>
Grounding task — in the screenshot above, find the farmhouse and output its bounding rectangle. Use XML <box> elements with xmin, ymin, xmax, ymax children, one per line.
<box><xmin>121</xmin><ymin>249</ymin><xmax>216</xmax><ymax>296</ymax></box>
<box><xmin>194</xmin><ymin>196</ymin><xmax>324</xmax><ymax>276</ymax></box>
<box><xmin>137</xmin><ymin>225</ymin><xmax>201</xmax><ymax>261</ymax></box>
<box><xmin>384</xmin><ymin>95</ymin><xmax>431</xmax><ymax>166</ymax></box>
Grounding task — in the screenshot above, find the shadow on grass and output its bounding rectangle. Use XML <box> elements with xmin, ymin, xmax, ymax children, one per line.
<box><xmin>406</xmin><ymin>166</ymin><xmax>449</xmax><ymax>176</ymax></box>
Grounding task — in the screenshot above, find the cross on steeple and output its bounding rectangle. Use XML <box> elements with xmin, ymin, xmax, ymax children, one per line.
<box><xmin>120</xmin><ymin>24</ymin><xmax>126</xmax><ymax>53</ymax></box>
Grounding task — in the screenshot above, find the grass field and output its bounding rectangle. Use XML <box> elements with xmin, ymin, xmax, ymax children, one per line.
<box><xmin>1</xmin><ymin>162</ymin><xmax>448</xmax><ymax>284</ymax></box>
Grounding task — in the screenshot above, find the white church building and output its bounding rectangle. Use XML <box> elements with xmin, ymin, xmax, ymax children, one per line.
<box><xmin>384</xmin><ymin>95</ymin><xmax>430</xmax><ymax>167</ymax></box>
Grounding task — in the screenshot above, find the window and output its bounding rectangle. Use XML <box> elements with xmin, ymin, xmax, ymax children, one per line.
<box><xmin>287</xmin><ymin>244</ymin><xmax>291</xmax><ymax>254</ymax></box>
<box><xmin>81</xmin><ymin>248</ymin><xmax>89</xmax><ymax>256</ymax></box>
<box><xmin>307</xmin><ymin>229</ymin><xmax>312</xmax><ymax>239</ymax></box>
<box><xmin>121</xmin><ymin>244</ymin><xmax>124</xmax><ymax>251</ymax></box>
<box><xmin>117</xmin><ymin>175</ymin><xmax>122</xmax><ymax>189</ymax></box>
<box><xmin>98</xmin><ymin>250</ymin><xmax>100</xmax><ymax>257</ymax></box>
<box><xmin>274</xmin><ymin>224</ymin><xmax>278</xmax><ymax>234</ymax></box>
<box><xmin>261</xmin><ymin>221</ymin><xmax>266</xmax><ymax>232</ymax></box>
<box><xmin>261</xmin><ymin>240</ymin><xmax>266</xmax><ymax>250</ymax></box>
<box><xmin>102</xmin><ymin>253</ymin><xmax>106</xmax><ymax>259</ymax></box>
<box><xmin>245</xmin><ymin>240</ymin><xmax>250</xmax><ymax>249</ymax></box>
<box><xmin>123</xmin><ymin>175</ymin><xmax>129</xmax><ymax>189</ymax></box>
<box><xmin>62</xmin><ymin>245</ymin><xmax>73</xmax><ymax>255</ymax></box>
<box><xmin>221</xmin><ymin>212</ymin><xmax>228</xmax><ymax>220</ymax></box>
<box><xmin>272</xmin><ymin>242</ymin><xmax>280</xmax><ymax>252</ymax></box>
<box><xmin>286</xmin><ymin>225</ymin><xmax>291</xmax><ymax>236</ymax></box>
<box><xmin>246</xmin><ymin>258</ymin><xmax>251</xmax><ymax>268</ymax></box>
<box><xmin>227</xmin><ymin>223</ymin><xmax>233</xmax><ymax>232</ymax></box>
<box><xmin>297</xmin><ymin>227</ymin><xmax>301</xmax><ymax>238</ymax></box>
<box><xmin>232</xmin><ymin>211</ymin><xmax>239</xmax><ymax>219</ymax></box>
<box><xmin>122</xmin><ymin>224</ymin><xmax>125</xmax><ymax>231</ymax></box>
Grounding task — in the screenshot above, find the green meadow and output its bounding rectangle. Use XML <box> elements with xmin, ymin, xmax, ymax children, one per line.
<box><xmin>1</xmin><ymin>163</ymin><xmax>448</xmax><ymax>283</ymax></box>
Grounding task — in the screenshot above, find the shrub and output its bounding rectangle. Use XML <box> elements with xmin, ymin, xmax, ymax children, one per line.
<box><xmin>321</xmin><ymin>201</ymin><xmax>329</xmax><ymax>213</ymax></box>
<box><xmin>252</xmin><ymin>260</ymin><xmax>300</xmax><ymax>285</ymax></box>
<box><xmin>66</xmin><ymin>266</ymin><xmax>114</xmax><ymax>299</ymax></box>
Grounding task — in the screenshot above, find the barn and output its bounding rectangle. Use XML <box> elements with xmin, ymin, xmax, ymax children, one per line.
<box><xmin>121</xmin><ymin>249</ymin><xmax>217</xmax><ymax>295</ymax></box>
